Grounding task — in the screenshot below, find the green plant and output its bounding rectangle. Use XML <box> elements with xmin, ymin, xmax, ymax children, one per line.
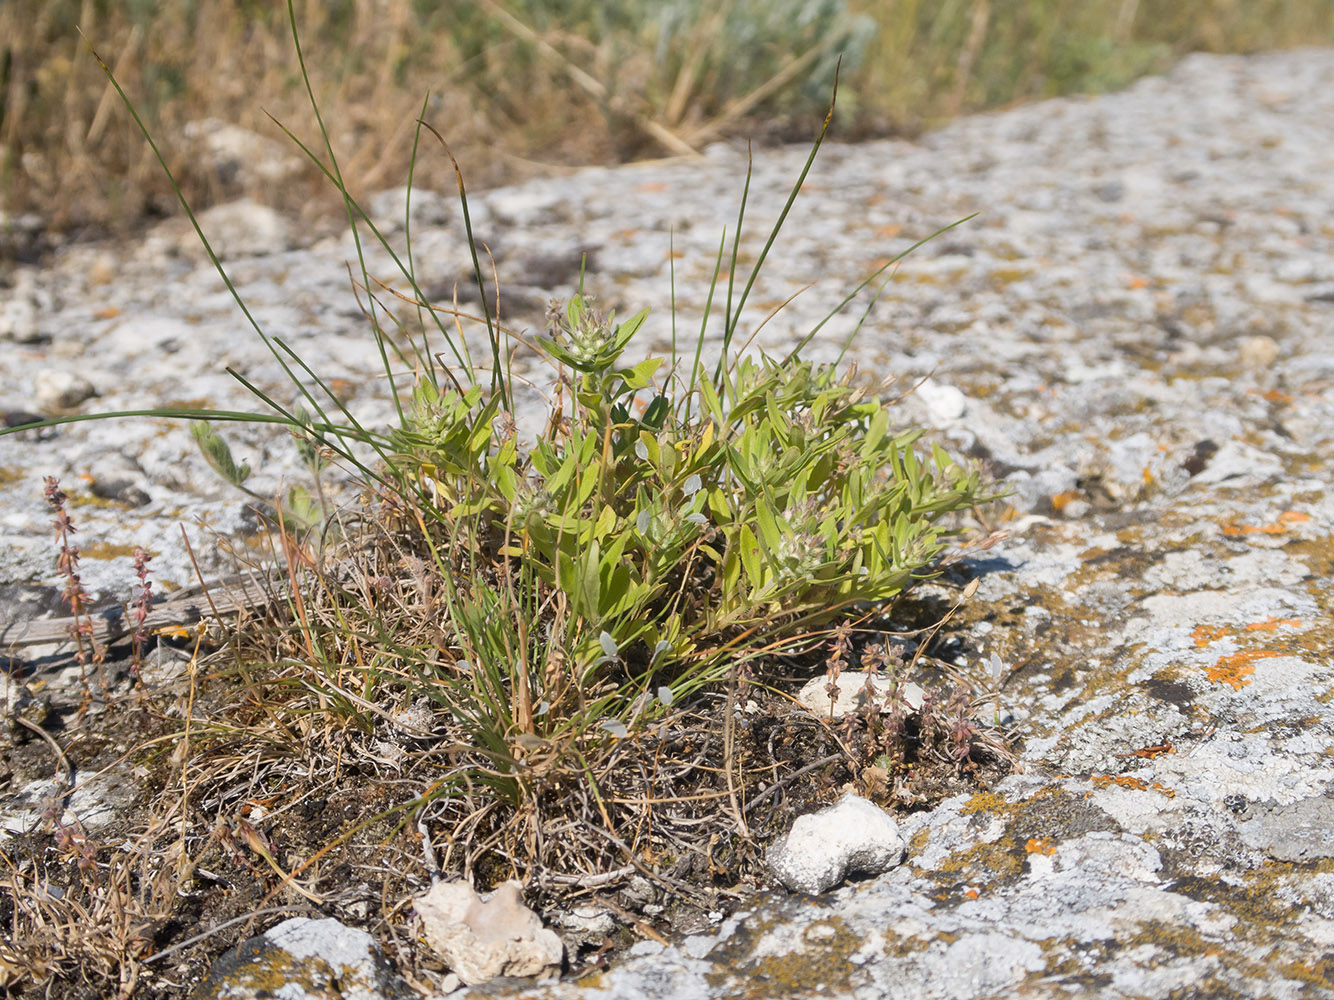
<box><xmin>3</xmin><ymin>2</ymin><xmax>997</xmax><ymax>905</ymax></box>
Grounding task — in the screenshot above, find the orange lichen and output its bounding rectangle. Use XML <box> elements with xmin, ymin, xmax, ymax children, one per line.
<box><xmin>1192</xmin><ymin>624</ymin><xmax>1231</xmax><ymax>647</ymax></box>
<box><xmin>1051</xmin><ymin>490</ymin><xmax>1082</xmax><ymax>512</ymax></box>
<box><xmin>1193</xmin><ymin>618</ymin><xmax>1300</xmax><ymax>648</ymax></box>
<box><xmin>1221</xmin><ymin>510</ymin><xmax>1311</xmax><ymax>536</ymax></box>
<box><xmin>1092</xmin><ymin>775</ymin><xmax>1148</xmax><ymax>791</ymax></box>
<box><xmin>1089</xmin><ymin>775</ymin><xmax>1176</xmax><ymax>798</ymax></box>
<box><xmin>1246</xmin><ymin>616</ymin><xmax>1301</xmax><ymax>632</ymax></box>
<box><xmin>1025</xmin><ymin>838</ymin><xmax>1057</xmax><ymax>855</ymax></box>
<box><xmin>1206</xmin><ymin>650</ymin><xmax>1284</xmax><ymax>690</ymax></box>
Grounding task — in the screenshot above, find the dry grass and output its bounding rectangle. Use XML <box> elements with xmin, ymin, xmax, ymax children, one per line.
<box><xmin>4</xmin><ymin>0</ymin><xmax>1334</xmax><ymax>236</ymax></box>
<box><xmin>1</xmin><ymin>506</ymin><xmax>1014</xmax><ymax>998</ymax></box>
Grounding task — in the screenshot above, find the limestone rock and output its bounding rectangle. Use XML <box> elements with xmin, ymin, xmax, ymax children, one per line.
<box><xmin>0</xmin><ymin>270</ymin><xmax>41</xmax><ymax>343</ymax></box>
<box><xmin>193</xmin><ymin>917</ymin><xmax>411</xmax><ymax>1000</ymax></box>
<box><xmin>767</xmin><ymin>793</ymin><xmax>905</xmax><ymax>894</ymax></box>
<box><xmin>796</xmin><ymin>672</ymin><xmax>925</xmax><ymax>719</ymax></box>
<box><xmin>183</xmin><ymin>118</ymin><xmax>304</xmax><ymax>191</ymax></box>
<box><xmin>33</xmin><ymin>369</ymin><xmax>96</xmax><ymax>410</ymax></box>
<box><xmin>189</xmin><ymin>199</ymin><xmax>294</xmax><ymax>259</ymax></box>
<box><xmin>414</xmin><ymin>879</ymin><xmax>564</xmax><ymax>985</ymax></box>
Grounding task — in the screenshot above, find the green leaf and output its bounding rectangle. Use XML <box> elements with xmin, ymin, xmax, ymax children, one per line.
<box><xmin>620</xmin><ymin>357</ymin><xmax>663</xmax><ymax>392</ymax></box>
<box><xmin>642</xmin><ymin>395</ymin><xmax>670</xmax><ymax>432</ymax></box>
<box><xmin>191</xmin><ymin>421</ymin><xmax>251</xmax><ymax>487</ymax></box>
<box><xmin>754</xmin><ymin>497</ymin><xmax>782</xmax><ymax>553</ymax></box>
<box><xmin>739</xmin><ymin>524</ymin><xmax>762</xmax><ymax>591</ymax></box>
<box><xmin>593</xmin><ymin>503</ymin><xmax>617</xmax><ymax>542</ymax></box>
<box><xmin>578</xmin><ymin>541</ymin><xmax>602</xmax><ymax>622</ymax></box>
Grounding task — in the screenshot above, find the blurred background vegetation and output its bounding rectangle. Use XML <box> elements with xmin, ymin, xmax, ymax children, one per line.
<box><xmin>3</xmin><ymin>0</ymin><xmax>1333</xmax><ymax>236</ymax></box>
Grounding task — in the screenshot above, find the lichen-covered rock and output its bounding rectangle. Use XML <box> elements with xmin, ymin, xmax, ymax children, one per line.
<box><xmin>767</xmin><ymin>794</ymin><xmax>905</xmax><ymax>894</ymax></box>
<box><xmin>192</xmin><ymin>917</ymin><xmax>411</xmax><ymax>1000</ymax></box>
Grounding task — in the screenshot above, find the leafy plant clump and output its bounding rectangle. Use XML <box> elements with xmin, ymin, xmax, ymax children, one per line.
<box><xmin>0</xmin><ymin>10</ymin><xmax>1008</xmax><ymax>993</ymax></box>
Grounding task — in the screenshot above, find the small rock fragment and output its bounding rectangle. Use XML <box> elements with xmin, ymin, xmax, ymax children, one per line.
<box><xmin>0</xmin><ymin>271</ymin><xmax>41</xmax><ymax>343</ymax></box>
<box><xmin>414</xmin><ymin>879</ymin><xmax>564</xmax><ymax>986</ymax></box>
<box><xmin>33</xmin><ymin>369</ymin><xmax>96</xmax><ymax>409</ymax></box>
<box><xmin>915</xmin><ymin>378</ymin><xmax>968</xmax><ymax>422</ymax></box>
<box><xmin>797</xmin><ymin>673</ymin><xmax>925</xmax><ymax>719</ymax></box>
<box><xmin>1239</xmin><ymin>334</ymin><xmax>1279</xmax><ymax>368</ymax></box>
<box><xmin>767</xmin><ymin>793</ymin><xmax>905</xmax><ymax>894</ymax></box>
<box><xmin>189</xmin><ymin>199</ymin><xmax>294</xmax><ymax>259</ymax></box>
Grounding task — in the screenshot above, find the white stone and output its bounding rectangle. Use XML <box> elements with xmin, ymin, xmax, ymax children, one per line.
<box><xmin>190</xmin><ymin>199</ymin><xmax>294</xmax><ymax>259</ymax></box>
<box><xmin>368</xmin><ymin>186</ymin><xmax>453</xmax><ymax>229</ymax></box>
<box><xmin>33</xmin><ymin>369</ymin><xmax>96</xmax><ymax>409</ymax></box>
<box><xmin>183</xmin><ymin>118</ymin><xmax>304</xmax><ymax>188</ymax></box>
<box><xmin>414</xmin><ymin>879</ymin><xmax>564</xmax><ymax>985</ymax></box>
<box><xmin>0</xmin><ymin>270</ymin><xmax>40</xmax><ymax>343</ymax></box>
<box><xmin>767</xmin><ymin>793</ymin><xmax>905</xmax><ymax>894</ymax></box>
<box><xmin>797</xmin><ymin>672</ymin><xmax>925</xmax><ymax>719</ymax></box>
<box><xmin>915</xmin><ymin>378</ymin><xmax>968</xmax><ymax>421</ymax></box>
<box><xmin>193</xmin><ymin>917</ymin><xmax>405</xmax><ymax>1000</ymax></box>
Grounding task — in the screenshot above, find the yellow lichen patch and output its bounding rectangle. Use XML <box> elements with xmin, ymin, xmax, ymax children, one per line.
<box><xmin>1285</xmin><ymin>534</ymin><xmax>1334</xmax><ymax>578</ymax></box>
<box><xmin>930</xmin><ymin>834</ymin><xmax>1025</xmax><ymax>882</ymax></box>
<box><xmin>989</xmin><ymin>267</ymin><xmax>1033</xmax><ymax>286</ymax></box>
<box><xmin>79</xmin><ymin>541</ymin><xmax>147</xmax><ymax>560</ymax></box>
<box><xmin>909</xmin><ymin>827</ymin><xmax>931</xmax><ymax>855</ymax></box>
<box><xmin>960</xmin><ymin>791</ymin><xmax>1010</xmax><ymax>816</ymax></box>
<box><xmin>1206</xmin><ymin>650</ymin><xmax>1284</xmax><ymax>690</ymax></box>
<box><xmin>704</xmin><ymin>915</ymin><xmax>890</xmax><ymax>997</ymax></box>
<box><xmin>1220</xmin><ymin>510</ymin><xmax>1310</xmax><ymax>536</ymax></box>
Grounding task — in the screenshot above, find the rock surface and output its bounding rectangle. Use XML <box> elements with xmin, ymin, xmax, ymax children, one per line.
<box><xmin>2</xmin><ymin>46</ymin><xmax>1334</xmax><ymax>999</ymax></box>
<box><xmin>192</xmin><ymin>917</ymin><xmax>412</xmax><ymax>1000</ymax></box>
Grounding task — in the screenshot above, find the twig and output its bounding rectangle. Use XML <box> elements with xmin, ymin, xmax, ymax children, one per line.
<box><xmin>142</xmin><ymin>906</ymin><xmax>311</xmax><ymax>965</ymax></box>
<box><xmin>15</xmin><ymin>715</ymin><xmax>75</xmax><ymax>799</ymax></box>
<box><xmin>744</xmin><ymin>753</ymin><xmax>843</xmax><ymax>815</ymax></box>
<box><xmin>541</xmin><ymin>864</ymin><xmax>635</xmax><ymax>888</ymax></box>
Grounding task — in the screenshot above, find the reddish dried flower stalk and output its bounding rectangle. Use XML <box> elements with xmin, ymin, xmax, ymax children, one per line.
<box><xmin>130</xmin><ymin>547</ymin><xmax>154</xmax><ymax>678</ymax></box>
<box><xmin>44</xmin><ymin>476</ymin><xmax>105</xmax><ymax>700</ymax></box>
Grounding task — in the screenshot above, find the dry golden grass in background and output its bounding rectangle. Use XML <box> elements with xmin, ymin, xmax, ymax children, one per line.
<box><xmin>4</xmin><ymin>0</ymin><xmax>1334</xmax><ymax>238</ymax></box>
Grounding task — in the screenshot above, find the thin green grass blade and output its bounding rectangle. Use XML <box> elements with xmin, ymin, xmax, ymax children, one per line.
<box><xmin>404</xmin><ymin>94</ymin><xmax>439</xmax><ymax>390</ymax></box>
<box><xmin>284</xmin><ymin>0</ymin><xmax>407</xmax><ymax>430</ymax></box>
<box><xmin>684</xmin><ymin>228</ymin><xmax>729</xmax><ymax>411</ymax></box>
<box><xmin>83</xmin><ymin>36</ymin><xmax>338</xmax><ymax>440</ymax></box>
<box><xmin>715</xmin><ymin>144</ymin><xmax>754</xmax><ymax>390</ymax></box>
<box><xmin>262</xmin><ymin>114</ymin><xmax>470</xmax><ymax>394</ymax></box>
<box><xmin>781</xmin><ymin>214</ymin><xmax>978</xmax><ymax>365</ymax></box>
<box><xmin>715</xmin><ymin>62</ymin><xmax>842</xmax><ymax>383</ymax></box>
<box><xmin>417</xmin><ymin>120</ymin><xmax>508</xmax><ymax>413</ymax></box>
